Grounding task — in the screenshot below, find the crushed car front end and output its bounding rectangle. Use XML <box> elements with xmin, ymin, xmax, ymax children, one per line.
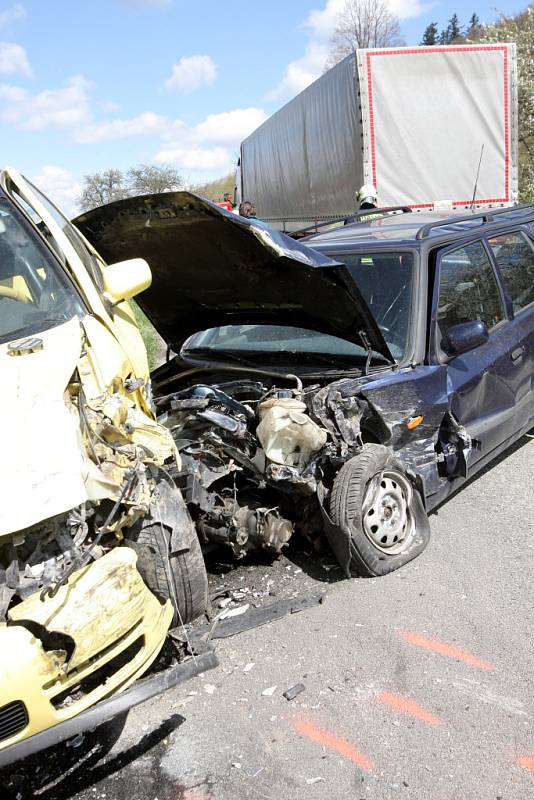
<box><xmin>0</xmin><ymin>171</ymin><xmax>209</xmax><ymax>766</ymax></box>
<box><xmin>0</xmin><ymin>549</ymin><xmax>171</xmax><ymax>754</ymax></box>
<box><xmin>75</xmin><ymin>191</ymin><xmax>433</xmax><ymax>580</ymax></box>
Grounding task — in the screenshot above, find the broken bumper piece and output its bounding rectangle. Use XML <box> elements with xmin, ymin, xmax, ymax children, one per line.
<box><xmin>0</xmin><ymin>647</ymin><xmax>218</xmax><ymax>769</ymax></box>
<box><xmin>0</xmin><ymin>548</ymin><xmax>178</xmax><ymax>766</ymax></box>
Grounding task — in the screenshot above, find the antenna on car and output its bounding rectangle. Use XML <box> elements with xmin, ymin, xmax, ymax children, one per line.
<box><xmin>470</xmin><ymin>144</ymin><xmax>485</xmax><ymax>212</ymax></box>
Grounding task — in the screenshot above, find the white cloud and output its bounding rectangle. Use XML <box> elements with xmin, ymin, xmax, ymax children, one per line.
<box><xmin>74</xmin><ymin>111</ymin><xmax>168</xmax><ymax>143</ymax></box>
<box><xmin>388</xmin><ymin>0</ymin><xmax>433</xmax><ymax>19</ymax></box>
<box><xmin>0</xmin><ymin>83</ymin><xmax>24</xmax><ymax>103</ymax></box>
<box><xmin>194</xmin><ymin>107</ymin><xmax>268</xmax><ymax>146</ymax></box>
<box><xmin>0</xmin><ymin>4</ymin><xmax>26</xmax><ymax>29</ymax></box>
<box><xmin>100</xmin><ymin>100</ymin><xmax>120</xmax><ymax>113</ymax></box>
<box><xmin>164</xmin><ymin>54</ymin><xmax>217</xmax><ymax>94</ymax></box>
<box><xmin>305</xmin><ymin>0</ymin><xmax>345</xmax><ymax>39</ymax></box>
<box><xmin>62</xmin><ymin>101</ymin><xmax>264</xmax><ymax>182</ymax></box>
<box><xmin>31</xmin><ymin>165</ymin><xmax>83</xmax><ymax>218</ymax></box>
<box><xmin>267</xmin><ymin>41</ymin><xmax>328</xmax><ymax>101</ymax></box>
<box><xmin>154</xmin><ymin>146</ymin><xmax>229</xmax><ymax>172</ymax></box>
<box><xmin>306</xmin><ymin>0</ymin><xmax>431</xmax><ymax>36</ymax></box>
<box><xmin>0</xmin><ymin>75</ymin><xmax>93</xmax><ymax>129</ymax></box>
<box><xmin>4</xmin><ymin>87</ymin><xmax>262</xmax><ymax>189</ymax></box>
<box><xmin>267</xmin><ymin>0</ymin><xmax>347</xmax><ymax>100</ymax></box>
<box><xmin>269</xmin><ymin>0</ymin><xmax>432</xmax><ymax>101</ymax></box>
<box><xmin>0</xmin><ymin>41</ymin><xmax>31</xmax><ymax>77</ymax></box>
<box><xmin>66</xmin><ymin>103</ymin><xmax>265</xmax><ymax>157</ymax></box>
<box><xmin>152</xmin><ymin>106</ymin><xmax>266</xmax><ymax>176</ymax></box>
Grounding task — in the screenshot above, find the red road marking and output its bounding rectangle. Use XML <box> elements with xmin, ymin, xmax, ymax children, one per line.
<box><xmin>398</xmin><ymin>630</ymin><xmax>495</xmax><ymax>671</ymax></box>
<box><xmin>377</xmin><ymin>691</ymin><xmax>443</xmax><ymax>726</ymax></box>
<box><xmin>518</xmin><ymin>755</ymin><xmax>534</xmax><ymax>771</ymax></box>
<box><xmin>293</xmin><ymin>720</ymin><xmax>374</xmax><ymax>771</ymax></box>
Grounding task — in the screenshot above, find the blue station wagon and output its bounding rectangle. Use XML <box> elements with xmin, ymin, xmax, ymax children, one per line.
<box><xmin>75</xmin><ymin>195</ymin><xmax>534</xmax><ymax>579</ymax></box>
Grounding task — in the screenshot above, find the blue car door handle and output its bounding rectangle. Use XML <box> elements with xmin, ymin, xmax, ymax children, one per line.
<box><xmin>511</xmin><ymin>346</ymin><xmax>524</xmax><ymax>362</ymax></box>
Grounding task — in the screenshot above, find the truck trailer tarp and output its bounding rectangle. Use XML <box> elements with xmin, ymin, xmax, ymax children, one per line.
<box><xmin>239</xmin><ymin>44</ymin><xmax>518</xmax><ymax>229</ymax></box>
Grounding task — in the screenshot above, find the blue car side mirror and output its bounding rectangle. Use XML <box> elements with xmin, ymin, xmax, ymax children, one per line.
<box><xmin>444</xmin><ymin>319</ymin><xmax>489</xmax><ymax>356</ymax></box>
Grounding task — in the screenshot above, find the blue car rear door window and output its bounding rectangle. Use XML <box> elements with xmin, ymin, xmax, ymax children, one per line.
<box><xmin>487</xmin><ymin>230</ymin><xmax>534</xmax><ymax>313</ymax></box>
<box><xmin>437</xmin><ymin>241</ymin><xmax>504</xmax><ymax>339</ymax></box>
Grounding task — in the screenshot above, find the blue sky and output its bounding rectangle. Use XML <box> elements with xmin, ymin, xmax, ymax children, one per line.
<box><xmin>0</xmin><ymin>0</ymin><xmax>527</xmax><ymax>213</ymax></box>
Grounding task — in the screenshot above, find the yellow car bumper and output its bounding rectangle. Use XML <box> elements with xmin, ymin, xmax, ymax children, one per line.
<box><xmin>0</xmin><ymin>547</ymin><xmax>173</xmax><ymax>756</ymax></box>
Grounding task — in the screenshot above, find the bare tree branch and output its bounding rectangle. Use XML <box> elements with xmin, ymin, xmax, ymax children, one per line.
<box><xmin>78</xmin><ymin>164</ymin><xmax>184</xmax><ymax>211</ymax></box>
<box><xmin>127</xmin><ymin>163</ymin><xmax>183</xmax><ymax>196</ymax></box>
<box><xmin>326</xmin><ymin>0</ymin><xmax>404</xmax><ymax>69</ymax></box>
<box><xmin>78</xmin><ymin>169</ymin><xmax>128</xmax><ymax>212</ymax></box>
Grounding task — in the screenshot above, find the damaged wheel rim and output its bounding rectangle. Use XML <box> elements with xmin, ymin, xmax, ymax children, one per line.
<box><xmin>362</xmin><ymin>470</ymin><xmax>414</xmax><ymax>554</ymax></box>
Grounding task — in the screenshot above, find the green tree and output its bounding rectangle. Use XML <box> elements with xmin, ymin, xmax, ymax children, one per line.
<box><xmin>193</xmin><ymin>173</ymin><xmax>235</xmax><ymax>202</ymax></box>
<box><xmin>421</xmin><ymin>21</ymin><xmax>439</xmax><ymax>45</ymax></box>
<box><xmin>446</xmin><ymin>13</ymin><xmax>461</xmax><ymax>42</ymax></box>
<box><xmin>466</xmin><ymin>12</ymin><xmax>481</xmax><ymax>36</ymax></box>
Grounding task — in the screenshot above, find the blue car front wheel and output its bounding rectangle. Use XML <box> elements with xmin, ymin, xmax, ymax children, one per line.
<box><xmin>330</xmin><ymin>444</ymin><xmax>430</xmax><ymax>577</ymax></box>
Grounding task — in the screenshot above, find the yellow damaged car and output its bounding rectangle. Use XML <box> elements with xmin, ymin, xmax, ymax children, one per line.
<box><xmin>0</xmin><ymin>168</ymin><xmax>212</xmax><ymax>768</ymax></box>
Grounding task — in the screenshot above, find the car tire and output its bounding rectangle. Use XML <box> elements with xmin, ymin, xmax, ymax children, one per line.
<box><xmin>125</xmin><ymin>479</ymin><xmax>209</xmax><ymax>625</ymax></box>
<box><xmin>330</xmin><ymin>444</ymin><xmax>430</xmax><ymax>577</ymax></box>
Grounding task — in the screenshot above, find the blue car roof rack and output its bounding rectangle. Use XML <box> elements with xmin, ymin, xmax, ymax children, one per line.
<box><xmin>289</xmin><ymin>206</ymin><xmax>412</xmax><ymax>239</ymax></box>
<box><xmin>416</xmin><ymin>203</ymin><xmax>534</xmax><ymax>240</ymax></box>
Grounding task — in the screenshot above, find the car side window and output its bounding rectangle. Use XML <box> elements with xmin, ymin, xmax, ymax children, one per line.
<box><xmin>487</xmin><ymin>231</ymin><xmax>534</xmax><ymax>313</ymax></box>
<box><xmin>10</xmin><ymin>188</ymin><xmax>66</xmax><ymax>266</ymax></box>
<box><xmin>437</xmin><ymin>241</ymin><xmax>504</xmax><ymax>340</ymax></box>
<box><xmin>26</xmin><ymin>180</ymin><xmax>105</xmax><ymax>291</ymax></box>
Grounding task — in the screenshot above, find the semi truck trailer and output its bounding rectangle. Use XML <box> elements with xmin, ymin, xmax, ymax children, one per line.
<box><xmin>237</xmin><ymin>44</ymin><xmax>518</xmax><ymax>231</ymax></box>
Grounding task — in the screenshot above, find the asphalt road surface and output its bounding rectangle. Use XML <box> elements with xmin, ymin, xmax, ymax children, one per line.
<box><xmin>2</xmin><ymin>432</ymin><xmax>533</xmax><ymax>800</ymax></box>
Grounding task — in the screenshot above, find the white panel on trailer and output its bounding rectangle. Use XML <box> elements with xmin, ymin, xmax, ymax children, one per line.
<box><xmin>357</xmin><ymin>44</ymin><xmax>518</xmax><ymax>210</ymax></box>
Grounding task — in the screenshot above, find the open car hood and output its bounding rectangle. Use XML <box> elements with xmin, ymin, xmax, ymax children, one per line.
<box><xmin>73</xmin><ymin>192</ymin><xmax>393</xmax><ymax>362</ymax></box>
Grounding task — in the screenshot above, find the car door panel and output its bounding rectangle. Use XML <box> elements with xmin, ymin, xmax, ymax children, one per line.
<box><xmin>433</xmin><ymin>239</ymin><xmax>525</xmax><ymax>471</ymax></box>
<box><xmin>447</xmin><ymin>323</ymin><xmax>529</xmax><ymax>451</ymax></box>
<box><xmin>486</xmin><ymin>228</ymin><xmax>534</xmax><ymax>429</ymax></box>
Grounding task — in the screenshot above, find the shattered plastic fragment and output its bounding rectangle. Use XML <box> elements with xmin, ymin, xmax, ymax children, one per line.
<box><xmin>218</xmin><ymin>604</ymin><xmax>250</xmax><ymax>620</ymax></box>
<box><xmin>190</xmin><ymin>592</ymin><xmax>325</xmax><ymax>642</ymax></box>
<box><xmin>283</xmin><ymin>683</ymin><xmax>306</xmax><ymax>701</ymax></box>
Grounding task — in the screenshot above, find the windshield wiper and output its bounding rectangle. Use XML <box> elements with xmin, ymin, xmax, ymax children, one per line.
<box><xmin>282</xmin><ymin>351</ymin><xmax>364</xmax><ymax>369</ymax></box>
<box><xmin>185</xmin><ymin>347</ymin><xmax>365</xmax><ymax>370</ymax></box>
<box><xmin>181</xmin><ymin>347</ymin><xmax>262</xmax><ymax>369</ymax></box>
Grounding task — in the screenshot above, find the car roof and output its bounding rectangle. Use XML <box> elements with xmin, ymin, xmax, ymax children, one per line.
<box><xmin>305</xmin><ymin>206</ymin><xmax>534</xmax><ymax>249</ymax></box>
<box><xmin>306</xmin><ymin>211</ymin><xmax>443</xmax><ymax>246</ymax></box>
